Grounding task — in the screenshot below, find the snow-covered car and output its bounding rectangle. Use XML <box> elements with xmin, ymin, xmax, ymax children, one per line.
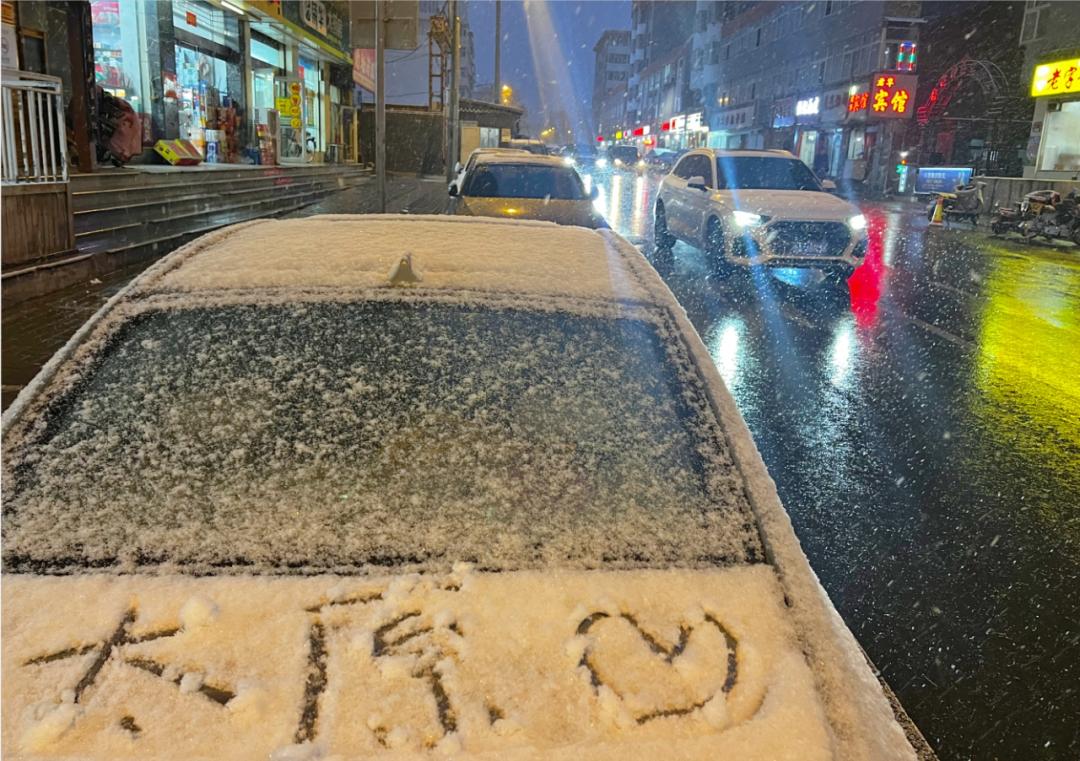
<box><xmin>2</xmin><ymin>216</ymin><xmax>926</xmax><ymax>760</ymax></box>
<box><xmin>447</xmin><ymin>153</ymin><xmax>608</xmax><ymax>229</ymax></box>
<box><xmin>654</xmin><ymin>149</ymin><xmax>868</xmax><ymax>282</ymax></box>
<box><xmin>449</xmin><ymin>147</ymin><xmax>530</xmax><ymax>195</ymax></box>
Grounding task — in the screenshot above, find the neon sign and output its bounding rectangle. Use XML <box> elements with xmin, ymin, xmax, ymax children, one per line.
<box><xmin>869</xmin><ymin>73</ymin><xmax>916</xmax><ymax>119</ymax></box>
<box><xmin>1031</xmin><ymin>58</ymin><xmax>1080</xmax><ymax>97</ymax></box>
<box><xmin>848</xmin><ymin>92</ymin><xmax>869</xmax><ymax>112</ymax></box>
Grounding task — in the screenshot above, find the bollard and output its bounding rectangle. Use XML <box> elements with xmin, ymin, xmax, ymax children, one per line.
<box><xmin>930</xmin><ymin>196</ymin><xmax>945</xmax><ymax>226</ymax></box>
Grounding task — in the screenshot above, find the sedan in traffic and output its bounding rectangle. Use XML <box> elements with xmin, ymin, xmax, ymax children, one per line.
<box><xmin>447</xmin><ymin>153</ymin><xmax>608</xmax><ymax>229</ymax></box>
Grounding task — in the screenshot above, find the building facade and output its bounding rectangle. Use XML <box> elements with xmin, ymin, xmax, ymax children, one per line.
<box><xmin>626</xmin><ymin>0</ymin><xmax>695</xmax><ymax>127</ymax></box>
<box><xmin>694</xmin><ymin>0</ymin><xmax>924</xmax><ymax>192</ymax></box>
<box><xmin>1018</xmin><ymin>1</ymin><xmax>1080</xmax><ymax>179</ymax></box>
<box><xmin>592</xmin><ymin>29</ymin><xmax>631</xmax><ymax>135</ymax></box>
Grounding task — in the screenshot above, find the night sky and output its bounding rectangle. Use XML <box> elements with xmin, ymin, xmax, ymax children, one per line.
<box><xmin>466</xmin><ymin>0</ymin><xmax>631</xmax><ymax>139</ymax></box>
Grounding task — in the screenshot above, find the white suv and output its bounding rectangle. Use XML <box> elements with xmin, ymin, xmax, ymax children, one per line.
<box><xmin>654</xmin><ymin>149</ymin><xmax>867</xmax><ymax>282</ymax></box>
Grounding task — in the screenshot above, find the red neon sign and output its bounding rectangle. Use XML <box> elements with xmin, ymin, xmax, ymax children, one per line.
<box><xmin>661</xmin><ymin>121</ymin><xmax>671</xmax><ymax>131</ymax></box>
<box><xmin>596</xmin><ymin>135</ymin><xmax>604</xmax><ymax>142</ymax></box>
<box><xmin>631</xmin><ymin>126</ymin><xmax>645</xmax><ymax>137</ymax></box>
<box><xmin>848</xmin><ymin>92</ymin><xmax>869</xmax><ymax>112</ymax></box>
<box><xmin>869</xmin><ymin>72</ymin><xmax>916</xmax><ymax>119</ymax></box>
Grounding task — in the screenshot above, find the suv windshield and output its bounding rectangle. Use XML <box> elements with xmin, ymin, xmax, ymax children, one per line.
<box><xmin>3</xmin><ymin>301</ymin><xmax>762</xmax><ymax>574</ymax></box>
<box><xmin>463</xmin><ymin>163</ymin><xmax>588</xmax><ymax>199</ymax></box>
<box><xmin>715</xmin><ymin>156</ymin><xmax>822</xmax><ymax>191</ymax></box>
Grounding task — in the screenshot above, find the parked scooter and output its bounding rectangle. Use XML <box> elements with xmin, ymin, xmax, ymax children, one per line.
<box><xmin>990</xmin><ymin>189</ymin><xmax>1060</xmax><ymax>236</ymax></box>
<box><xmin>926</xmin><ymin>181</ymin><xmax>986</xmax><ymax>225</ymax></box>
<box><xmin>1019</xmin><ymin>189</ymin><xmax>1080</xmax><ymax>245</ymax></box>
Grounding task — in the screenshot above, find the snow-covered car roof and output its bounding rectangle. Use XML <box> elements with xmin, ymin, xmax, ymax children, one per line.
<box><xmin>470</xmin><ymin>152</ymin><xmax>570</xmax><ymax>168</ymax></box>
<box><xmin>142</xmin><ymin>216</ymin><xmax>650</xmax><ymax>302</ymax></box>
<box><xmin>1</xmin><ymin>216</ymin><xmax>923</xmax><ymax>761</ymax></box>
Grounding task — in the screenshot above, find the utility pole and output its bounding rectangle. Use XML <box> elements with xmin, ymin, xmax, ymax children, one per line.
<box><xmin>446</xmin><ymin>0</ymin><xmax>461</xmax><ymax>182</ymax></box>
<box><xmin>494</xmin><ymin>0</ymin><xmax>501</xmax><ymax>102</ymax></box>
<box><xmin>375</xmin><ymin>0</ymin><xmax>386</xmax><ymax>212</ymax></box>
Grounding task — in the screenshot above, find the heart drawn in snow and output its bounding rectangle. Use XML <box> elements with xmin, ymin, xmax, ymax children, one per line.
<box><xmin>576</xmin><ymin>611</ymin><xmax>740</xmax><ymax>725</ymax></box>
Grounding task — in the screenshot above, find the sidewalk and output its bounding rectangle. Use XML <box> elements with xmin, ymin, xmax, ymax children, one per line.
<box><xmin>1</xmin><ymin>175</ymin><xmax>450</xmax><ymax>410</ymax></box>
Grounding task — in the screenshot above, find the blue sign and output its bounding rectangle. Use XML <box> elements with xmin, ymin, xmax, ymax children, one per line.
<box><xmin>915</xmin><ymin>166</ymin><xmax>973</xmax><ymax>194</ymax></box>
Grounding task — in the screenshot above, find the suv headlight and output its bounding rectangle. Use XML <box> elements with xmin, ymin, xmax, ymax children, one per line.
<box><xmin>596</xmin><ymin>157</ymin><xmax>608</xmax><ymax>168</ymax></box>
<box><xmin>848</xmin><ymin>214</ymin><xmax>867</xmax><ymax>231</ymax></box>
<box><xmin>732</xmin><ymin>210</ymin><xmax>766</xmax><ymax>228</ymax></box>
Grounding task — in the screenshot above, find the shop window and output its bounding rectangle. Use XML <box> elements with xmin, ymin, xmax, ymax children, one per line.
<box><xmin>172</xmin><ymin>0</ymin><xmax>239</xmax><ymax>51</ymax></box>
<box><xmin>847</xmin><ymin>128</ymin><xmax>866</xmax><ymax>160</ymax></box>
<box><xmin>1038</xmin><ymin>101</ymin><xmax>1080</xmax><ymax>173</ymax></box>
<box><xmin>90</xmin><ymin>1</ymin><xmax>150</xmax><ymax>114</ymax></box>
<box><xmin>175</xmin><ymin>45</ymin><xmax>232</xmax><ymax>151</ymax></box>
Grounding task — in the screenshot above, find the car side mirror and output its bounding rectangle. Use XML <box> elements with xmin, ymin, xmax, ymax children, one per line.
<box><xmin>454</xmin><ymin>162</ymin><xmax>463</xmax><ymax>174</ymax></box>
<box><xmin>448</xmin><ymin>183</ymin><xmax>458</xmax><ymax>197</ymax></box>
<box><xmin>688</xmin><ymin>175</ymin><xmax>708</xmax><ymax>191</ymax></box>
<box><xmin>821</xmin><ymin>179</ymin><xmax>837</xmax><ymax>192</ymax></box>
<box><xmin>589</xmin><ymin>186</ymin><xmax>599</xmax><ymax>200</ymax></box>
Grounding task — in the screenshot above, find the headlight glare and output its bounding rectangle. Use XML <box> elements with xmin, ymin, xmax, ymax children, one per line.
<box><xmin>732</xmin><ymin>210</ymin><xmax>765</xmax><ymax>228</ymax></box>
<box><xmin>848</xmin><ymin>213</ymin><xmax>867</xmax><ymax>231</ymax></box>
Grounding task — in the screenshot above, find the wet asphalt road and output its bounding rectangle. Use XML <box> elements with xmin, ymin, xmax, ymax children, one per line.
<box><xmin>583</xmin><ymin>168</ymin><xmax>1080</xmax><ymax>760</ymax></box>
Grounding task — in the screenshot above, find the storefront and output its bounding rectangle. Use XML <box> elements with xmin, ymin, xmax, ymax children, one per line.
<box><xmin>1026</xmin><ymin>57</ymin><xmax>1080</xmax><ymax>179</ymax></box>
<box><xmin>707</xmin><ymin>104</ymin><xmax>759</xmax><ymax>149</ymax></box>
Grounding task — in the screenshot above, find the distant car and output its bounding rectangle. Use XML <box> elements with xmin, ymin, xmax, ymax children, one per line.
<box><xmin>606</xmin><ymin>144</ymin><xmax>645</xmax><ymax>174</ymax></box>
<box><xmin>448</xmin><ymin>153</ymin><xmax>608</xmax><ymax>229</ymax></box>
<box><xmin>450</xmin><ymin>147</ymin><xmax>530</xmax><ymax>194</ymax></box>
<box><xmin>1</xmin><ymin>215</ymin><xmax>925</xmax><ymax>761</ymax></box>
<box><xmin>560</xmin><ymin>144</ymin><xmax>600</xmax><ymax>170</ymax></box>
<box><xmin>654</xmin><ymin>148</ymin><xmax>867</xmax><ymax>283</ymax></box>
<box><xmin>644</xmin><ymin>148</ymin><xmax>678</xmax><ymax>173</ymax></box>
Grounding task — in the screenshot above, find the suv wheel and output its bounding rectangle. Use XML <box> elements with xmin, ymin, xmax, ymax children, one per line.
<box><xmin>654</xmin><ymin>202</ymin><xmax>676</xmax><ymax>250</ymax></box>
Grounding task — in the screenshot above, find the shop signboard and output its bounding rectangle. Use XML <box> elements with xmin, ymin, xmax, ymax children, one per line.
<box><xmin>868</xmin><ymin>73</ymin><xmax>916</xmax><ymax>119</ymax></box>
<box><xmin>281</xmin><ymin>0</ymin><xmax>348</xmax><ymax>52</ymax></box>
<box><xmin>352</xmin><ymin>48</ymin><xmax>376</xmax><ymax>92</ymax></box>
<box><xmin>711</xmin><ymin>105</ymin><xmax>755</xmax><ymax>131</ymax></box>
<box><xmin>914</xmin><ymin>166</ymin><xmax>972</xmax><ymax>195</ymax></box>
<box><xmin>795</xmin><ymin>95</ymin><xmax>820</xmax><ymax>124</ymax></box>
<box><xmin>821</xmin><ymin>86</ymin><xmax>850</xmax><ymax>123</ymax></box>
<box><xmin>1030</xmin><ymin>57</ymin><xmax>1080</xmax><ymax>98</ymax></box>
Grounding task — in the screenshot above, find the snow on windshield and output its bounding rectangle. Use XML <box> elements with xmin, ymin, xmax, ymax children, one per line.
<box><xmin>3</xmin><ymin>299</ymin><xmax>763</xmax><ymax>574</ymax></box>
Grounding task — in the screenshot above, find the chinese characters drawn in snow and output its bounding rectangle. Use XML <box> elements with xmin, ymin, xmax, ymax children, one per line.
<box><xmin>21</xmin><ymin>579</ymin><xmax>763</xmax><ymax>751</ymax></box>
<box><xmin>22</xmin><ymin>605</ymin><xmax>237</xmax><ymax>739</ymax></box>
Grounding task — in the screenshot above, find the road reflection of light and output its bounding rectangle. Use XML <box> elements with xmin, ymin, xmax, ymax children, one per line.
<box><xmin>608</xmin><ymin>173</ymin><xmax>623</xmax><ymax>230</ymax></box>
<box><xmin>848</xmin><ymin>208</ymin><xmax>888</xmax><ymax>329</ymax></box>
<box><xmin>829</xmin><ymin>319</ymin><xmax>855</xmax><ymax>388</ymax></box>
<box><xmin>631</xmin><ymin>174</ymin><xmax>647</xmax><ymax>238</ymax></box>
<box><xmin>581</xmin><ymin>173</ymin><xmax>592</xmax><ymax>193</ymax></box>
<box><xmin>707</xmin><ymin>319</ymin><xmax>744</xmax><ymax>392</ymax></box>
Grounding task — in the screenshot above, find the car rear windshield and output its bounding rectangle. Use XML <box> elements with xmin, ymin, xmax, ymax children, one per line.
<box><xmin>715</xmin><ymin>156</ymin><xmax>822</xmax><ymax>191</ymax></box>
<box><xmin>2</xmin><ymin>301</ymin><xmax>762</xmax><ymax>574</ymax></box>
<box><xmin>463</xmin><ymin>164</ymin><xmax>588</xmax><ymax>199</ymax></box>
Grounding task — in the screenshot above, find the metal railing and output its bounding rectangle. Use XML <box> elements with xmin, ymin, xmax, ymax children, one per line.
<box><xmin>2</xmin><ymin>70</ymin><xmax>68</xmax><ymax>184</ymax></box>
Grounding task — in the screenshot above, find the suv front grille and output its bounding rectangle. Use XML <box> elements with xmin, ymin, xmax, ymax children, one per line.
<box><xmin>765</xmin><ymin>221</ymin><xmax>852</xmax><ymax>258</ymax></box>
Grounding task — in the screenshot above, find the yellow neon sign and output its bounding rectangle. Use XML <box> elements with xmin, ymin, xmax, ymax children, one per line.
<box><xmin>1031</xmin><ymin>58</ymin><xmax>1080</xmax><ymax>97</ymax></box>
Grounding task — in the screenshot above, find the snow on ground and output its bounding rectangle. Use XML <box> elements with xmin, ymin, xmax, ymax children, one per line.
<box><xmin>152</xmin><ymin>216</ymin><xmax>653</xmax><ymax>305</ymax></box>
<box><xmin>2</xmin><ymin>566</ymin><xmax>832</xmax><ymax>760</ymax></box>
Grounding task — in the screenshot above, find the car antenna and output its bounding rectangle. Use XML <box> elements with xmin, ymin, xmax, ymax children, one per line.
<box><xmin>388</xmin><ymin>252</ymin><xmax>422</xmax><ymax>286</ymax></box>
